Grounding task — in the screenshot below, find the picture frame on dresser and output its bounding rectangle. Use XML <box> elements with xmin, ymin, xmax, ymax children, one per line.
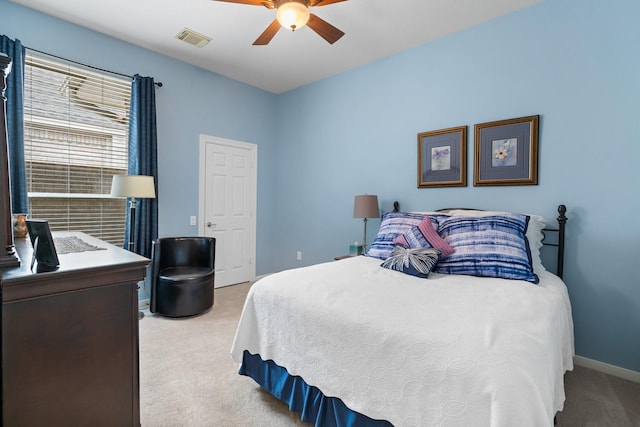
<box><xmin>26</xmin><ymin>219</ymin><xmax>60</xmax><ymax>271</ymax></box>
<box><xmin>417</xmin><ymin>125</ymin><xmax>467</xmax><ymax>188</ymax></box>
<box><xmin>474</xmin><ymin>115</ymin><xmax>539</xmax><ymax>186</ymax></box>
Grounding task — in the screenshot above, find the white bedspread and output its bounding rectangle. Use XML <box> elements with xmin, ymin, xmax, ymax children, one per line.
<box><xmin>231</xmin><ymin>256</ymin><xmax>574</xmax><ymax>427</ymax></box>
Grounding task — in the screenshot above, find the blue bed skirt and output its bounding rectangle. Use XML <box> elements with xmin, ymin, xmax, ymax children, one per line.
<box><xmin>239</xmin><ymin>351</ymin><xmax>392</xmax><ymax>427</ymax></box>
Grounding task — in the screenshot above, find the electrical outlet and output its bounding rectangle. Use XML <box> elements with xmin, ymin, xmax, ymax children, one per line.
<box><xmin>296</xmin><ymin>251</ymin><xmax>302</xmax><ymax>261</ymax></box>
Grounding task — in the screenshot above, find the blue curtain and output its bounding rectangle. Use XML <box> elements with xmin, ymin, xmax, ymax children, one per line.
<box><xmin>127</xmin><ymin>74</ymin><xmax>158</xmax><ymax>258</ymax></box>
<box><xmin>0</xmin><ymin>35</ymin><xmax>28</xmax><ymax>214</ymax></box>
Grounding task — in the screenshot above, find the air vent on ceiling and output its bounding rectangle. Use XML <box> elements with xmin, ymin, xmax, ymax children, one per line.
<box><xmin>175</xmin><ymin>28</ymin><xmax>211</xmax><ymax>48</ymax></box>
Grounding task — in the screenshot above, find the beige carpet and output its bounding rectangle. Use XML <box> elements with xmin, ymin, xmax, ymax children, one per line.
<box><xmin>139</xmin><ymin>282</ymin><xmax>304</xmax><ymax>426</ymax></box>
<box><xmin>139</xmin><ymin>283</ymin><xmax>640</xmax><ymax>427</ymax></box>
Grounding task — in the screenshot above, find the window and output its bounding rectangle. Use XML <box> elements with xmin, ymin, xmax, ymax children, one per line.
<box><xmin>23</xmin><ymin>52</ymin><xmax>131</xmax><ymax>245</ymax></box>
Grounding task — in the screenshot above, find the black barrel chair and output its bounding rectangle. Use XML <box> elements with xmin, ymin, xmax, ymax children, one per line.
<box><xmin>149</xmin><ymin>237</ymin><xmax>216</xmax><ymax>317</ymax></box>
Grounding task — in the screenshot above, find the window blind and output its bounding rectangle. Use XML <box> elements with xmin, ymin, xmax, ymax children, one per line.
<box><xmin>23</xmin><ymin>52</ymin><xmax>132</xmax><ymax>245</ymax></box>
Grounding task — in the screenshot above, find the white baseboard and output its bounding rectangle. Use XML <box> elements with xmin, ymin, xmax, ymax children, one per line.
<box><xmin>574</xmin><ymin>355</ymin><xmax>640</xmax><ymax>383</ymax></box>
<box><xmin>213</xmin><ymin>274</ymin><xmax>271</xmax><ymax>289</ymax></box>
<box><xmin>215</xmin><ymin>282</ymin><xmax>240</xmax><ymax>288</ymax></box>
<box><xmin>138</xmin><ymin>298</ymin><xmax>150</xmax><ymax>310</ymax></box>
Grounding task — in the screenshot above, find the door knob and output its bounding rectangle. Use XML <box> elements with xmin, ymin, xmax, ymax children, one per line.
<box><xmin>207</xmin><ymin>222</ymin><xmax>216</xmax><ymax>228</ymax></box>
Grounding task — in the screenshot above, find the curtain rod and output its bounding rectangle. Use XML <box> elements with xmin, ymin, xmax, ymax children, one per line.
<box><xmin>26</xmin><ymin>46</ymin><xmax>163</xmax><ymax>87</ymax></box>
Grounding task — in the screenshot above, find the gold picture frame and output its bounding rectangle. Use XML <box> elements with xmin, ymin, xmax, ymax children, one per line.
<box><xmin>474</xmin><ymin>115</ymin><xmax>539</xmax><ymax>186</ymax></box>
<box><xmin>417</xmin><ymin>126</ymin><xmax>467</xmax><ymax>188</ymax></box>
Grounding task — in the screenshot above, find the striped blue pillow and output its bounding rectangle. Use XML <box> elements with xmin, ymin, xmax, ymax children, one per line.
<box><xmin>434</xmin><ymin>213</ymin><xmax>539</xmax><ymax>284</ymax></box>
<box><xmin>366</xmin><ymin>212</ymin><xmax>436</xmax><ymax>260</ymax></box>
<box><xmin>393</xmin><ymin>216</ymin><xmax>456</xmax><ymax>258</ymax></box>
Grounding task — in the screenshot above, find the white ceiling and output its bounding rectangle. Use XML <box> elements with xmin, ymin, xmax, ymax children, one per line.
<box><xmin>11</xmin><ymin>0</ymin><xmax>541</xmax><ymax>94</ymax></box>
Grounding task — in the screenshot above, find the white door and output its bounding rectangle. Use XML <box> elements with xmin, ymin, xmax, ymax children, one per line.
<box><xmin>199</xmin><ymin>135</ymin><xmax>257</xmax><ymax>287</ymax></box>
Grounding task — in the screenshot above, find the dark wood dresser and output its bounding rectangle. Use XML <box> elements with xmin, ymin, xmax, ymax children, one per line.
<box><xmin>0</xmin><ymin>232</ymin><xmax>148</xmax><ymax>426</ymax></box>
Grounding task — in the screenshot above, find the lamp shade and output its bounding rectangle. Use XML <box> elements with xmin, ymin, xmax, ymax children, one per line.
<box><xmin>110</xmin><ymin>175</ymin><xmax>156</xmax><ymax>199</ymax></box>
<box><xmin>277</xmin><ymin>1</ymin><xmax>310</xmax><ymax>30</ymax></box>
<box><xmin>353</xmin><ymin>194</ymin><xmax>379</xmax><ymax>219</ymax></box>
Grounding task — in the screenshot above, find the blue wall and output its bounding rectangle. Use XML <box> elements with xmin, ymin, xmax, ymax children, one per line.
<box><xmin>2</xmin><ymin>0</ymin><xmax>639</xmax><ymax>372</ymax></box>
<box><xmin>274</xmin><ymin>0</ymin><xmax>640</xmax><ymax>373</ymax></box>
<box><xmin>0</xmin><ymin>0</ymin><xmax>280</xmax><ymax>275</ymax></box>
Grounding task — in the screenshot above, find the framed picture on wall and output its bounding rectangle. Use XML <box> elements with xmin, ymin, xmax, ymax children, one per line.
<box><xmin>474</xmin><ymin>115</ymin><xmax>539</xmax><ymax>186</ymax></box>
<box><xmin>417</xmin><ymin>126</ymin><xmax>467</xmax><ymax>188</ymax></box>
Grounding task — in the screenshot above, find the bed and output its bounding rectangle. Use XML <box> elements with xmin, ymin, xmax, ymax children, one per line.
<box><xmin>230</xmin><ymin>205</ymin><xmax>573</xmax><ymax>426</ymax></box>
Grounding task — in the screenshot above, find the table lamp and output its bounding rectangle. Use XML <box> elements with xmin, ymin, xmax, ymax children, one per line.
<box><xmin>110</xmin><ymin>175</ymin><xmax>156</xmax><ymax>253</ymax></box>
<box><xmin>353</xmin><ymin>194</ymin><xmax>379</xmax><ymax>252</ymax></box>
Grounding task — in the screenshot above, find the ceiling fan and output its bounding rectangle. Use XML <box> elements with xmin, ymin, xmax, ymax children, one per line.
<box><xmin>213</xmin><ymin>0</ymin><xmax>347</xmax><ymax>45</ymax></box>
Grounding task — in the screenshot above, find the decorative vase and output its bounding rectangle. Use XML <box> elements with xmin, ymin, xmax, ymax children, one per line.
<box><xmin>12</xmin><ymin>213</ymin><xmax>28</xmax><ymax>238</ymax></box>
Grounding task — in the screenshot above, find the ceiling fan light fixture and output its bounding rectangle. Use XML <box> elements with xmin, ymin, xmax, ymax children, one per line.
<box><xmin>277</xmin><ymin>1</ymin><xmax>310</xmax><ymax>31</ymax></box>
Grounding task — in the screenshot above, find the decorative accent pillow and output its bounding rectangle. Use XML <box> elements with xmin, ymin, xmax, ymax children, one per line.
<box><xmin>444</xmin><ymin>209</ymin><xmax>546</xmax><ymax>273</ymax></box>
<box><xmin>380</xmin><ymin>246</ymin><xmax>442</xmax><ymax>278</ymax></box>
<box><xmin>393</xmin><ymin>216</ymin><xmax>455</xmax><ymax>258</ymax></box>
<box><xmin>435</xmin><ymin>213</ymin><xmax>539</xmax><ymax>283</ymax></box>
<box><xmin>366</xmin><ymin>212</ymin><xmax>434</xmax><ymax>260</ymax></box>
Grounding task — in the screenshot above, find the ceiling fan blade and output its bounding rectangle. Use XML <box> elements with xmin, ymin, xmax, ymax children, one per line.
<box><xmin>307</xmin><ymin>14</ymin><xmax>345</xmax><ymax>44</ymax></box>
<box><xmin>253</xmin><ymin>19</ymin><xmax>281</xmax><ymax>45</ymax></box>
<box><xmin>213</xmin><ymin>0</ymin><xmax>275</xmax><ymax>8</ymax></box>
<box><xmin>309</xmin><ymin>0</ymin><xmax>348</xmax><ymax>6</ymax></box>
